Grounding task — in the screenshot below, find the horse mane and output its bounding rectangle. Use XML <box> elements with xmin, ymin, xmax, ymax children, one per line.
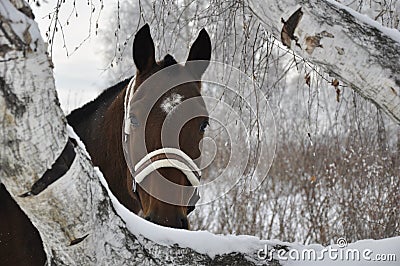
<box><xmin>67</xmin><ymin>76</ymin><xmax>133</xmax><ymax>126</ymax></box>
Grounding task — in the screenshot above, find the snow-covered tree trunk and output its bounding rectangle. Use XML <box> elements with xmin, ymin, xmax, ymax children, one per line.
<box><xmin>0</xmin><ymin>1</ymin><xmax>280</xmax><ymax>265</ymax></box>
<box><xmin>248</xmin><ymin>0</ymin><xmax>400</xmax><ymax>124</ymax></box>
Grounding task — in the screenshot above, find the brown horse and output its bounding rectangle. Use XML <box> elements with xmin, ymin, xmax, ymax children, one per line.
<box><xmin>0</xmin><ymin>184</ymin><xmax>46</xmax><ymax>266</ymax></box>
<box><xmin>68</xmin><ymin>24</ymin><xmax>211</xmax><ymax>229</ymax></box>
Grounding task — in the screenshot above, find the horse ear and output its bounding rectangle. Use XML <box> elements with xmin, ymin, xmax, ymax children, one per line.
<box><xmin>133</xmin><ymin>24</ymin><xmax>156</xmax><ymax>73</ymax></box>
<box><xmin>186</xmin><ymin>29</ymin><xmax>211</xmax><ymax>78</ymax></box>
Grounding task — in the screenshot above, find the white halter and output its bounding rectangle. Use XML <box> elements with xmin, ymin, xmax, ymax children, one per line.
<box><xmin>124</xmin><ymin>77</ymin><xmax>136</xmax><ymax>136</ymax></box>
<box><xmin>133</xmin><ymin>147</ymin><xmax>201</xmax><ymax>186</ymax></box>
<box><xmin>123</xmin><ymin>77</ymin><xmax>201</xmax><ymax>191</ymax></box>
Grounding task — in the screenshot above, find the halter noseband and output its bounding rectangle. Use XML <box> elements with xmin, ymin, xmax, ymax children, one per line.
<box><xmin>133</xmin><ymin>148</ymin><xmax>201</xmax><ymax>187</ymax></box>
<box><xmin>130</xmin><ymin>148</ymin><xmax>201</xmax><ymax>214</ymax></box>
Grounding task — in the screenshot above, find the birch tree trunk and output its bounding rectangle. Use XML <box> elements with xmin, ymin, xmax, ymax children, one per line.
<box><xmin>248</xmin><ymin>0</ymin><xmax>400</xmax><ymax>124</ymax></box>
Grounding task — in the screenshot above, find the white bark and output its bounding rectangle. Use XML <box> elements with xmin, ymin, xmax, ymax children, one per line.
<box><xmin>0</xmin><ymin>1</ymin><xmax>280</xmax><ymax>265</ymax></box>
<box><xmin>248</xmin><ymin>0</ymin><xmax>400</xmax><ymax>124</ymax></box>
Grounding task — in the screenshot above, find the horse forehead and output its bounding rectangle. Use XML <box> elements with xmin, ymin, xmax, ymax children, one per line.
<box><xmin>133</xmin><ymin>66</ymin><xmax>193</xmax><ymax>98</ymax></box>
<box><xmin>160</xmin><ymin>93</ymin><xmax>183</xmax><ymax>114</ymax></box>
<box><xmin>160</xmin><ymin>92</ymin><xmax>208</xmax><ymax>117</ymax></box>
<box><xmin>130</xmin><ymin>70</ymin><xmax>208</xmax><ymax>115</ymax></box>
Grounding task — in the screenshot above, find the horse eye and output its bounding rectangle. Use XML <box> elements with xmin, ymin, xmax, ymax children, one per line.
<box><xmin>130</xmin><ymin>116</ymin><xmax>140</xmax><ymax>127</ymax></box>
<box><xmin>200</xmin><ymin>120</ymin><xmax>209</xmax><ymax>133</ymax></box>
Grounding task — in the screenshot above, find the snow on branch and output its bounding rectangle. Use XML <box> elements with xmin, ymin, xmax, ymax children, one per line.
<box><xmin>248</xmin><ymin>0</ymin><xmax>400</xmax><ymax>124</ymax></box>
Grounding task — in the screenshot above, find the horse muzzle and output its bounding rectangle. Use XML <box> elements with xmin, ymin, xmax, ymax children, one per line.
<box><xmin>126</xmin><ymin>147</ymin><xmax>201</xmax><ymax>214</ymax></box>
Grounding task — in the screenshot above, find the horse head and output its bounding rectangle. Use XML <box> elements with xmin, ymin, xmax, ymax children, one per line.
<box><xmin>123</xmin><ymin>24</ymin><xmax>211</xmax><ymax>229</ymax></box>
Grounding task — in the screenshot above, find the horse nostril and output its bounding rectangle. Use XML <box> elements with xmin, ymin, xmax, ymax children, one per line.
<box><xmin>180</xmin><ymin>217</ymin><xmax>189</xmax><ymax>229</ymax></box>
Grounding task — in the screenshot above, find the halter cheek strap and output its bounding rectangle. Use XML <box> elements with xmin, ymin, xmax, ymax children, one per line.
<box><xmin>124</xmin><ymin>76</ymin><xmax>136</xmax><ymax>136</ymax></box>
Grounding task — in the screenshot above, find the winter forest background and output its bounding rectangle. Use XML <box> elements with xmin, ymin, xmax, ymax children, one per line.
<box><xmin>30</xmin><ymin>0</ymin><xmax>399</xmax><ymax>245</ymax></box>
<box><xmin>1</xmin><ymin>0</ymin><xmax>399</xmax><ymax>263</ymax></box>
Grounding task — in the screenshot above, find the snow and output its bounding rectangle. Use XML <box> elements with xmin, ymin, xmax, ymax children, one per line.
<box><xmin>66</xmin><ymin>125</ymin><xmax>91</xmax><ymax>159</ymax></box>
<box><xmin>327</xmin><ymin>0</ymin><xmax>400</xmax><ymax>44</ymax></box>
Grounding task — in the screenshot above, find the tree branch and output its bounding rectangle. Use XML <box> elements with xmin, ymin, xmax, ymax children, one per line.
<box><xmin>248</xmin><ymin>0</ymin><xmax>400</xmax><ymax>124</ymax></box>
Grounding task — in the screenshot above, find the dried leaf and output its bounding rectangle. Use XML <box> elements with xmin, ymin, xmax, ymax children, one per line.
<box><xmin>281</xmin><ymin>7</ymin><xmax>303</xmax><ymax>48</ymax></box>
<box><xmin>305</xmin><ymin>36</ymin><xmax>322</xmax><ymax>54</ymax></box>
<box><xmin>336</xmin><ymin>88</ymin><xmax>341</xmax><ymax>102</ymax></box>
<box><xmin>335</xmin><ymin>46</ymin><xmax>345</xmax><ymax>55</ymax></box>
<box><xmin>319</xmin><ymin>31</ymin><xmax>334</xmax><ymax>38</ymax></box>
<box><xmin>331</xmin><ymin>79</ymin><xmax>341</xmax><ymax>102</ymax></box>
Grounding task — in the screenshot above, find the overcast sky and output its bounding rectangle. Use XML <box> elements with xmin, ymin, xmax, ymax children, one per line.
<box><xmin>31</xmin><ymin>1</ymin><xmax>119</xmax><ymax>113</ymax></box>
